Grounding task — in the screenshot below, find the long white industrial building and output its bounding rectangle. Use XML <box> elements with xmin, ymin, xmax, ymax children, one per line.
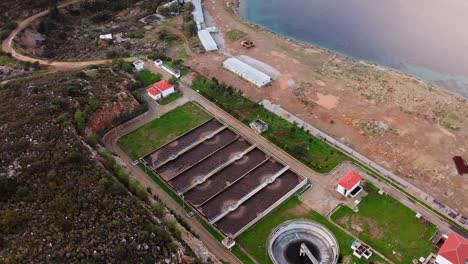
<box><xmin>191</xmin><ymin>0</ymin><xmax>204</xmax><ymax>30</ymax></box>
<box><xmin>223</xmin><ymin>58</ymin><xmax>272</xmax><ymax>87</ymax></box>
<box><xmin>189</xmin><ymin>0</ymin><xmax>218</xmax><ymax>52</ymax></box>
<box><xmin>198</xmin><ymin>30</ymin><xmax>218</xmax><ymax>52</ymax></box>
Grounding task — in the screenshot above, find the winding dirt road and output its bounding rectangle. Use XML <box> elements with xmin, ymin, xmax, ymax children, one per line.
<box><xmin>3</xmin><ymin>1</ymin><xmax>465</xmax><ymax>262</ymax></box>
<box><xmin>1</xmin><ymin>0</ymin><xmax>112</xmax><ymax>71</ymax></box>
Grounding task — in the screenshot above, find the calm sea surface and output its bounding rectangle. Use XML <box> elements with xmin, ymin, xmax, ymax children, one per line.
<box><xmin>240</xmin><ymin>0</ymin><xmax>468</xmax><ymax>98</ymax></box>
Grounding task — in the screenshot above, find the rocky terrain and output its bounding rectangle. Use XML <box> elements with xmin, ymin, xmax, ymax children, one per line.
<box><xmin>13</xmin><ymin>0</ymin><xmax>185</xmax><ymax>60</ymax></box>
<box><xmin>0</xmin><ymin>65</ymin><xmax>202</xmax><ymax>263</ymax></box>
<box><xmin>0</xmin><ymin>0</ymin><xmax>50</xmax><ymax>29</ymax></box>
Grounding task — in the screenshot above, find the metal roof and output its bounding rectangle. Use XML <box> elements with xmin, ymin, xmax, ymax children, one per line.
<box><xmin>191</xmin><ymin>0</ymin><xmax>204</xmax><ymax>26</ymax></box>
<box><xmin>223</xmin><ymin>58</ymin><xmax>272</xmax><ymax>87</ymax></box>
<box><xmin>198</xmin><ymin>30</ymin><xmax>218</xmax><ymax>52</ymax></box>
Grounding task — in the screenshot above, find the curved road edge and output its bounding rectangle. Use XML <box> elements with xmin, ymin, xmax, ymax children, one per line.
<box><xmin>1</xmin><ymin>0</ymin><xmax>112</xmax><ymax>70</ymax></box>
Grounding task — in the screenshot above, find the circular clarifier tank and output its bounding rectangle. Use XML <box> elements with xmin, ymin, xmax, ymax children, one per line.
<box><xmin>268</xmin><ymin>220</ymin><xmax>339</xmax><ymax>264</ymax></box>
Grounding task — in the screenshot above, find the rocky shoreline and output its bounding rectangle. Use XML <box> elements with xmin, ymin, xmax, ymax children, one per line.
<box><xmin>229</xmin><ymin>0</ymin><xmax>467</xmax><ymax>101</ymax></box>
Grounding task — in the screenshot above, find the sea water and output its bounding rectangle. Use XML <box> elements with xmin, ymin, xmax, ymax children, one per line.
<box><xmin>240</xmin><ymin>0</ymin><xmax>468</xmax><ymax>98</ymax></box>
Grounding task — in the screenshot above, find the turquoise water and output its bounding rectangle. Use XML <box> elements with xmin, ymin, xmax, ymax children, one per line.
<box><xmin>240</xmin><ymin>0</ymin><xmax>468</xmax><ymax>98</ymax></box>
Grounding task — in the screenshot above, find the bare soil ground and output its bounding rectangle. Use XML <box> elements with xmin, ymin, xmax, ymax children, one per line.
<box><xmin>184</xmin><ymin>0</ymin><xmax>468</xmax><ymax>214</ymax></box>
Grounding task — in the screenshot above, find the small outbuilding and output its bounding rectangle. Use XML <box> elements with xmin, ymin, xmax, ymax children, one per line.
<box><xmin>147</xmin><ymin>87</ymin><xmax>162</xmax><ymax>100</ymax></box>
<box><xmin>435</xmin><ymin>232</ymin><xmax>468</xmax><ymax>264</ymax></box>
<box><xmin>154</xmin><ymin>80</ymin><xmax>175</xmax><ymax>97</ymax></box>
<box><xmin>133</xmin><ymin>60</ymin><xmax>145</xmax><ymax>72</ymax></box>
<box><xmin>223</xmin><ymin>58</ymin><xmax>272</xmax><ymax>87</ymax></box>
<box><xmin>336</xmin><ymin>171</ymin><xmax>363</xmax><ymax>197</ymax></box>
<box><xmin>99</xmin><ymin>34</ymin><xmax>113</xmax><ymax>40</ymax></box>
<box><xmin>250</xmin><ymin>119</ymin><xmax>269</xmax><ymax>134</ymax></box>
<box><xmin>146</xmin><ymin>80</ymin><xmax>175</xmax><ymax>100</ymax></box>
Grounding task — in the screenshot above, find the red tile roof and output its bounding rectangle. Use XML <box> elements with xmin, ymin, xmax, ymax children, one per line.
<box><xmin>338</xmin><ymin>171</ymin><xmax>363</xmax><ymax>190</ymax></box>
<box><xmin>438</xmin><ymin>233</ymin><xmax>468</xmax><ymax>264</ymax></box>
<box><xmin>146</xmin><ymin>87</ymin><xmax>161</xmax><ymax>96</ymax></box>
<box><xmin>153</xmin><ymin>80</ymin><xmax>174</xmax><ymax>92</ymax></box>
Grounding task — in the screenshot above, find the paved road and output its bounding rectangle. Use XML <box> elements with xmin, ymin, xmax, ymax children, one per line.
<box><xmin>262</xmin><ymin>100</ymin><xmax>466</xmax><ymax>234</ymax></box>
<box><xmin>106</xmin><ymin>61</ymin><xmax>466</xmax><ymax>263</ymax></box>
<box><xmin>1</xmin><ymin>0</ymin><xmax>113</xmax><ymax>70</ymax></box>
<box><xmin>102</xmin><ymin>80</ymin><xmax>241</xmax><ymax>263</ymax></box>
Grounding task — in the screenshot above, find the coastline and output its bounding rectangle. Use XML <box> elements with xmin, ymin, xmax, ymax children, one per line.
<box><xmin>230</xmin><ymin>0</ymin><xmax>467</xmax><ymax>101</ymax></box>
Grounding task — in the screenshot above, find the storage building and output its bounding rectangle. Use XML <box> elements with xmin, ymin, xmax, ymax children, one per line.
<box><xmin>198</xmin><ymin>30</ymin><xmax>218</xmax><ymax>52</ymax></box>
<box><xmin>146</xmin><ymin>80</ymin><xmax>175</xmax><ymax>100</ymax></box>
<box><xmin>222</xmin><ymin>58</ymin><xmax>272</xmax><ymax>87</ymax></box>
<box><xmin>191</xmin><ymin>0</ymin><xmax>204</xmax><ymax>30</ymax></box>
<box><xmin>336</xmin><ymin>171</ymin><xmax>363</xmax><ymax>197</ymax></box>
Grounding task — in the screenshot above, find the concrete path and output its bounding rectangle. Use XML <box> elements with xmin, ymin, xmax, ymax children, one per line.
<box><xmin>102</xmin><ymin>92</ymin><xmax>240</xmax><ymax>264</ymax></box>
<box><xmin>261</xmin><ymin>99</ymin><xmax>466</xmax><ymax>234</ymax></box>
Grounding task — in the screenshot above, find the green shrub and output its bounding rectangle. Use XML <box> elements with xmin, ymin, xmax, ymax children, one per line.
<box><xmin>74</xmin><ymin>110</ymin><xmax>85</xmax><ymax>133</ymax></box>
<box><xmin>227</xmin><ymin>29</ymin><xmax>248</xmax><ymax>41</ymax></box>
<box><xmin>165</xmin><ymin>220</ymin><xmax>182</xmax><ymax>240</ymax></box>
<box><xmin>151</xmin><ymin>201</ymin><xmax>166</xmax><ymax>219</ymax></box>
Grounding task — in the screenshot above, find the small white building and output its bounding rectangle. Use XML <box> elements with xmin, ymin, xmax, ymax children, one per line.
<box><xmin>223</xmin><ymin>58</ymin><xmax>272</xmax><ymax>87</ymax></box>
<box><xmin>198</xmin><ymin>29</ymin><xmax>218</xmax><ymax>52</ymax></box>
<box><xmin>99</xmin><ymin>34</ymin><xmax>113</xmax><ymax>40</ymax></box>
<box><xmin>133</xmin><ymin>60</ymin><xmax>145</xmax><ymax>72</ymax></box>
<box><xmin>147</xmin><ymin>87</ymin><xmax>162</xmax><ymax>100</ymax></box>
<box><xmin>154</xmin><ymin>59</ymin><xmax>181</xmax><ymax>78</ymax></box>
<box><xmin>336</xmin><ymin>171</ymin><xmax>363</xmax><ymax>197</ymax></box>
<box><xmin>146</xmin><ymin>80</ymin><xmax>175</xmax><ymax>100</ymax></box>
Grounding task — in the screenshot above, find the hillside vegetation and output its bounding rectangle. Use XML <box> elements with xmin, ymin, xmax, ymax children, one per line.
<box><xmin>0</xmin><ymin>66</ymin><xmax>195</xmax><ymax>263</ymax></box>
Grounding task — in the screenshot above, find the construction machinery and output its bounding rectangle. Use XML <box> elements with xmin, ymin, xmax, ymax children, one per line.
<box><xmin>241</xmin><ymin>40</ymin><xmax>255</xmax><ymax>49</ymax></box>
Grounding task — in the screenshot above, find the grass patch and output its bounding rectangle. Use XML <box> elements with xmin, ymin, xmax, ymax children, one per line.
<box><xmin>118</xmin><ymin>102</ymin><xmax>211</xmax><ymax>159</ymax></box>
<box><xmin>176</xmin><ymin>46</ymin><xmax>192</xmax><ymax>60</ymax></box>
<box><xmin>158</xmin><ymin>91</ymin><xmax>182</xmax><ymax>105</ymax></box>
<box><xmin>137</xmin><ymin>163</ymin><xmax>190</xmax><ymax>211</ymax></box>
<box><xmin>135</xmin><ymin>69</ymin><xmax>162</xmax><ymax>87</ymax></box>
<box><xmin>352</xmin><ymin>159</ymin><xmax>467</xmax><ymax>233</ymax></box>
<box><xmin>195</xmin><ymin>216</ymin><xmax>224</xmax><ymax>241</ymax></box>
<box><xmin>0</xmin><ymin>54</ymin><xmax>22</xmax><ymax>67</ymax></box>
<box><xmin>227</xmin><ymin>29</ymin><xmax>248</xmax><ymax>41</ymax></box>
<box><xmin>237</xmin><ymin>196</ymin><xmax>385</xmax><ymax>264</ymax></box>
<box><xmin>192</xmin><ymin>77</ymin><xmax>348</xmax><ymax>173</ymax></box>
<box><xmin>331</xmin><ymin>184</ymin><xmax>438</xmax><ymax>263</ymax></box>
<box><xmin>231</xmin><ymin>246</ymin><xmax>256</xmax><ymax>264</ymax></box>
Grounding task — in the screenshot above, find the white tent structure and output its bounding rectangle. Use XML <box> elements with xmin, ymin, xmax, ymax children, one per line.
<box><xmin>198</xmin><ymin>29</ymin><xmax>218</xmax><ymax>52</ymax></box>
<box><xmin>223</xmin><ymin>58</ymin><xmax>272</xmax><ymax>87</ymax></box>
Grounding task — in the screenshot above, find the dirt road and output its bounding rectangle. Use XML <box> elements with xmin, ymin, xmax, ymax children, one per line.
<box><xmin>1</xmin><ymin>0</ymin><xmax>112</xmax><ymax>71</ymax></box>
<box><xmin>188</xmin><ymin>0</ymin><xmax>468</xmax><ymax>217</ymax></box>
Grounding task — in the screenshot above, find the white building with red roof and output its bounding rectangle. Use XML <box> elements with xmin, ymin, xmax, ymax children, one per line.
<box><xmin>146</xmin><ymin>80</ymin><xmax>175</xmax><ymax>100</ymax></box>
<box><xmin>147</xmin><ymin>87</ymin><xmax>162</xmax><ymax>100</ymax></box>
<box><xmin>435</xmin><ymin>233</ymin><xmax>468</xmax><ymax>264</ymax></box>
<box><xmin>336</xmin><ymin>171</ymin><xmax>364</xmax><ymax>197</ymax></box>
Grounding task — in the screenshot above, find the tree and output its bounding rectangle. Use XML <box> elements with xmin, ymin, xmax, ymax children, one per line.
<box><xmin>0</xmin><ymin>177</ymin><xmax>17</xmax><ymax>202</ymax></box>
<box><xmin>168</xmin><ymin>76</ymin><xmax>179</xmax><ymax>85</ymax></box>
<box><xmin>74</xmin><ymin>110</ymin><xmax>85</xmax><ymax>133</ymax></box>
<box><xmin>168</xmin><ymin>2</ymin><xmax>180</xmax><ymax>13</ymax></box>
<box><xmin>183</xmin><ymin>2</ymin><xmax>195</xmax><ymax>12</ymax></box>
<box><xmin>86</xmin><ymin>133</ymin><xmax>100</xmax><ymax>147</ymax></box>
<box><xmin>151</xmin><ymin>201</ymin><xmax>165</xmax><ymax>219</ymax></box>
<box><xmin>292</xmin><ymin>142</ymin><xmax>309</xmax><ymax>157</ymax></box>
<box><xmin>184</xmin><ymin>21</ymin><xmax>197</xmax><ymax>37</ymax></box>
<box><xmin>157</xmin><ymin>6</ymin><xmax>170</xmax><ymax>16</ymax></box>
<box><xmin>183</xmin><ymin>11</ymin><xmax>193</xmax><ymax>22</ymax></box>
